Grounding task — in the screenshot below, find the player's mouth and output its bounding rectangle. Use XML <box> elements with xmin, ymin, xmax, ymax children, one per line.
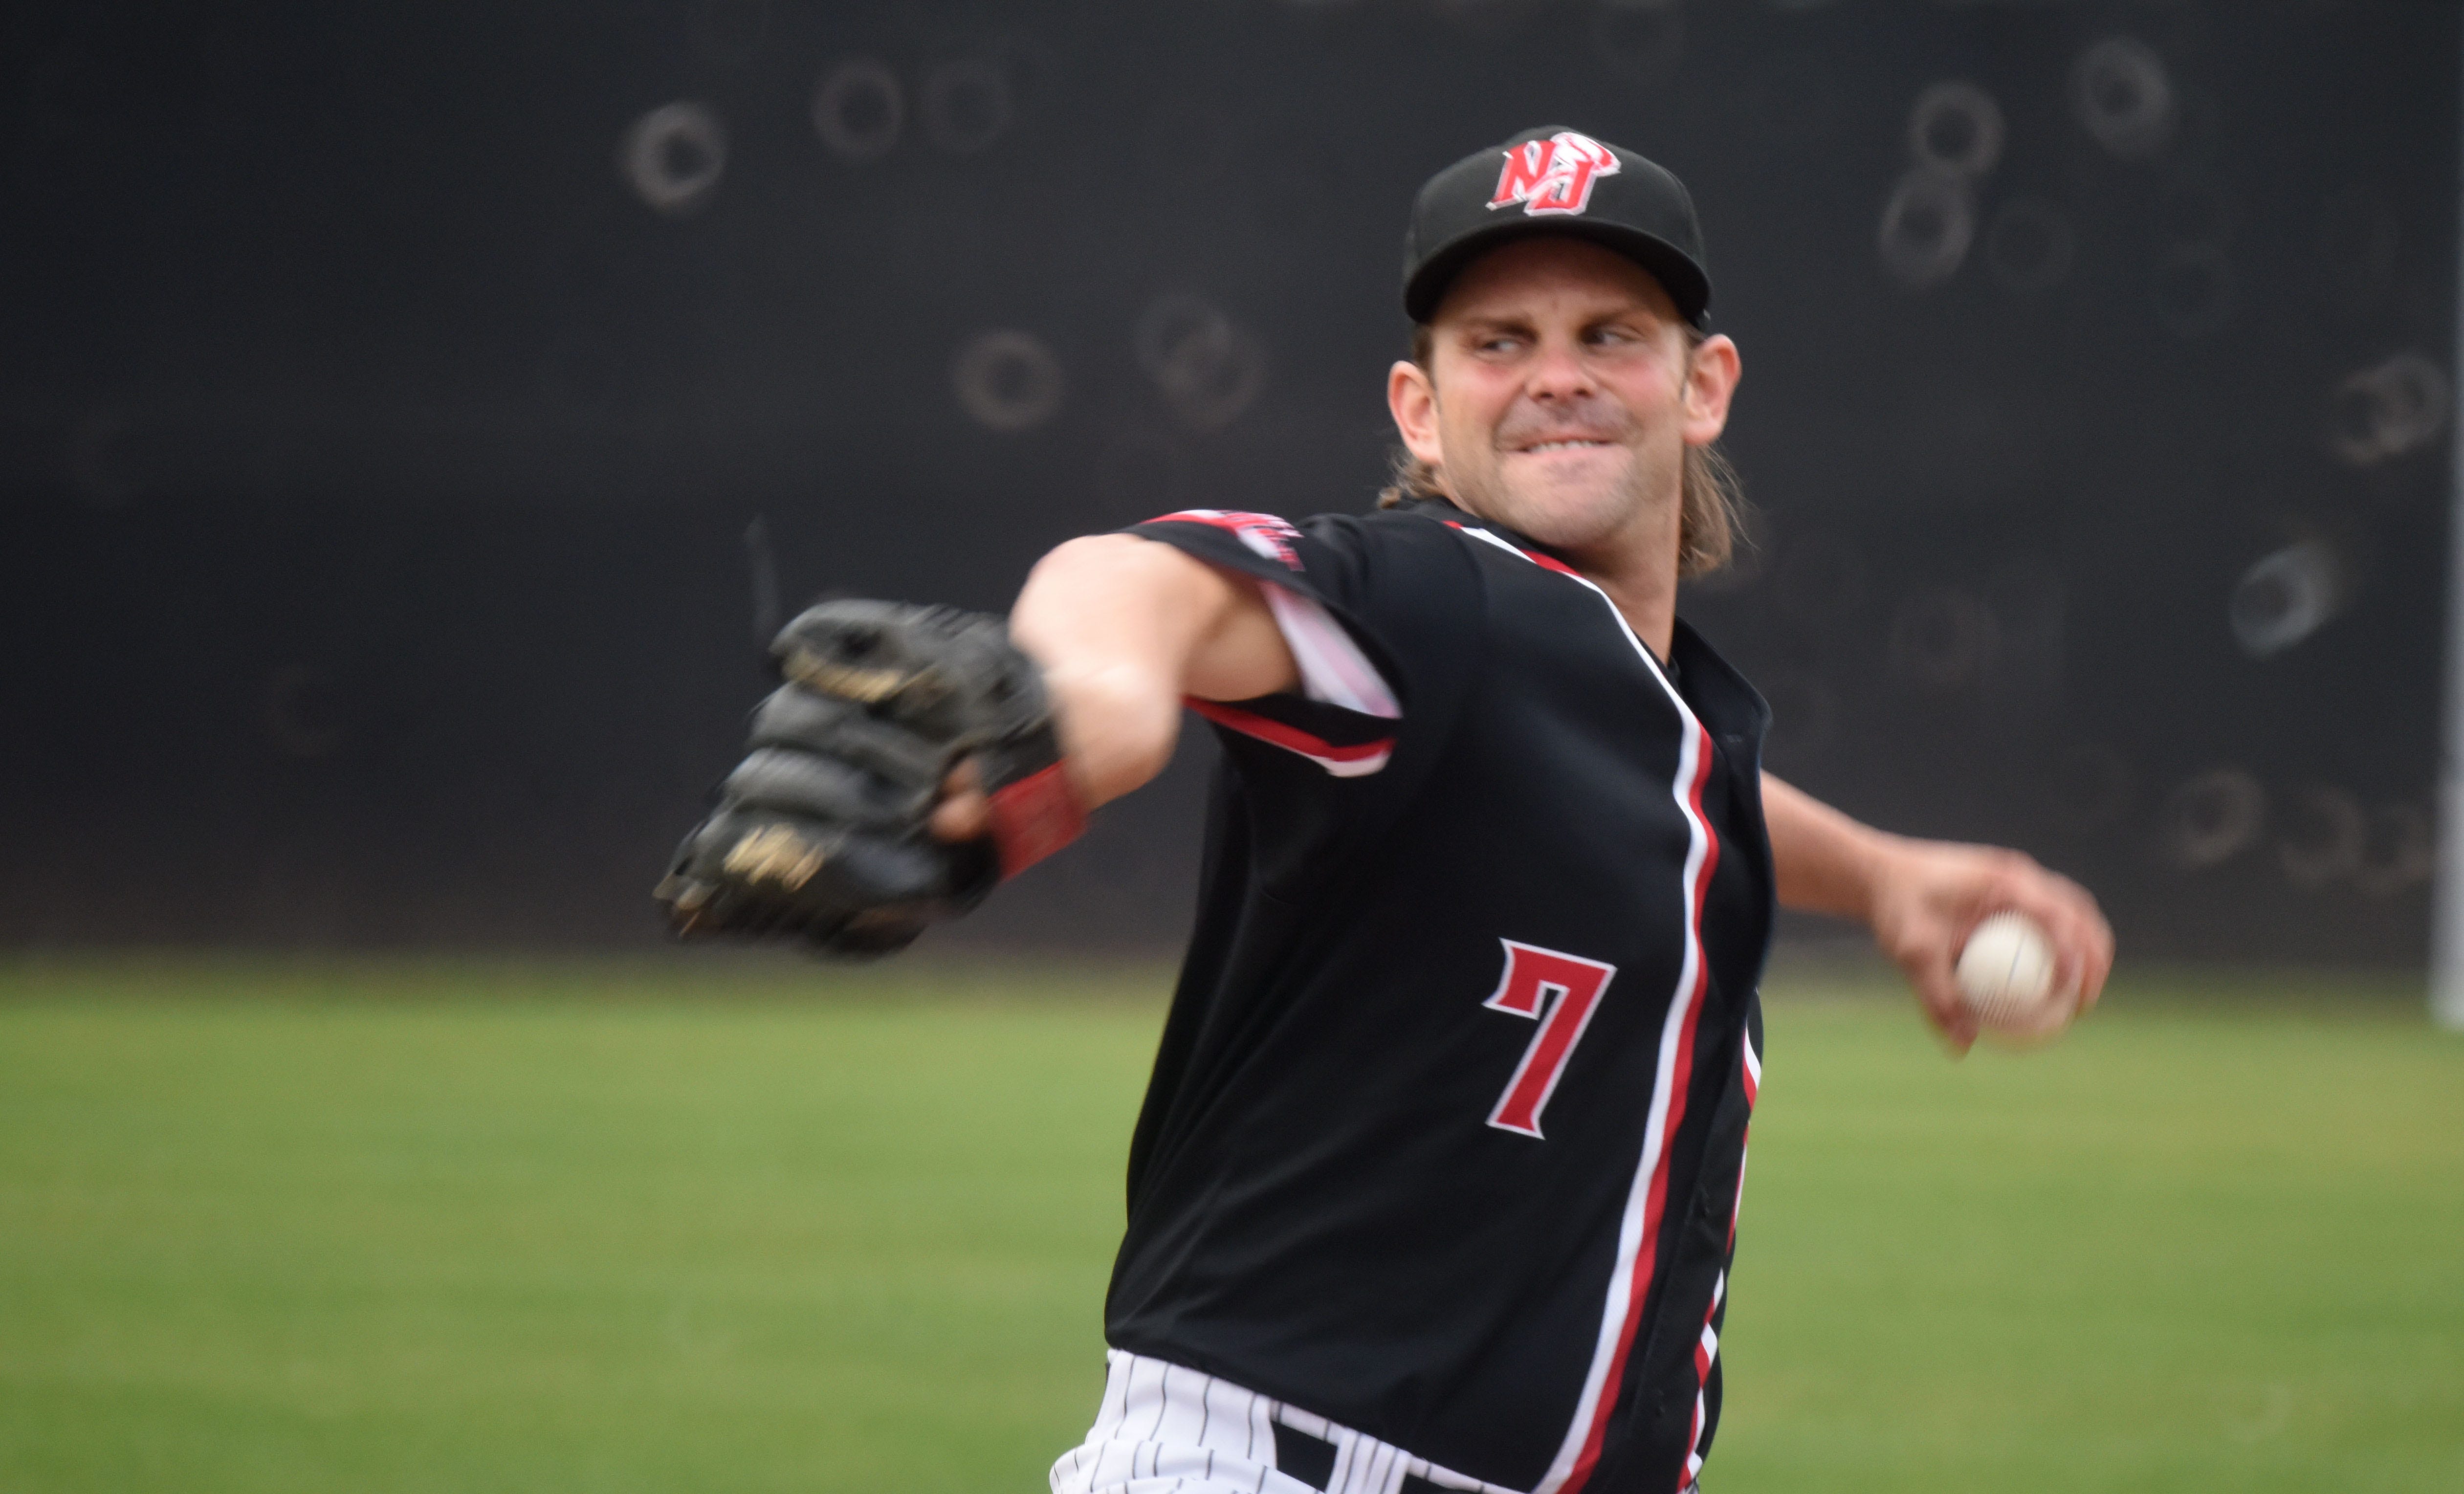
<box><xmin>1508</xmin><ymin>437</ymin><xmax>1621</xmax><ymax>458</ymax></box>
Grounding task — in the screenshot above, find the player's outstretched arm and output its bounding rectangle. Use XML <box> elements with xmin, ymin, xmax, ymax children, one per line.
<box><xmin>1761</xmin><ymin>772</ymin><xmax>2114</xmax><ymax>1054</ymax></box>
<box><xmin>659</xmin><ymin>538</ymin><xmax>1298</xmax><ymax>951</ymax></box>
<box><xmin>931</xmin><ymin>534</ymin><xmax>1298</xmax><ymax>841</ymax></box>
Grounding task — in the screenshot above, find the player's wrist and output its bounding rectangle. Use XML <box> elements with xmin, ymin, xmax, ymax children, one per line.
<box><xmin>1034</xmin><ymin>659</ymin><xmax>1182</xmax><ymax>811</ymax></box>
<box><xmin>1852</xmin><ymin>829</ymin><xmax>1937</xmax><ymax>936</ymax></box>
<box><xmin>980</xmin><ymin>756</ymin><xmax>1086</xmax><ymax>878</ymax></box>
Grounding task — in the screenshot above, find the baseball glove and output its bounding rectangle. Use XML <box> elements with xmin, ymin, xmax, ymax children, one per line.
<box><xmin>654</xmin><ymin>599</ymin><xmax>1085</xmax><ymax>955</ymax></box>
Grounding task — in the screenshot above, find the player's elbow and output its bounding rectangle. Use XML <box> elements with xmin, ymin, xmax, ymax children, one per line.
<box><xmin>1012</xmin><ymin>537</ymin><xmax>1195</xmax><ymax>807</ymax></box>
<box><xmin>1017</xmin><ymin>533</ymin><xmax>1161</xmax><ymax>606</ymax></box>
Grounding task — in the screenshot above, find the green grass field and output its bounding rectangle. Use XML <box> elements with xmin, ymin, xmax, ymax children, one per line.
<box><xmin>2</xmin><ymin>957</ymin><xmax>2459</xmax><ymax>1494</ymax></box>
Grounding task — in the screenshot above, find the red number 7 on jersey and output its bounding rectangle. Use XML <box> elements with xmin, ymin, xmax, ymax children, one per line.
<box><xmin>1483</xmin><ymin>940</ymin><xmax>1618</xmax><ymax>1139</ymax></box>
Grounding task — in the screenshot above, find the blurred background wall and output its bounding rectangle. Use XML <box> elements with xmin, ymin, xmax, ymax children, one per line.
<box><xmin>1</xmin><ymin>0</ymin><xmax>2455</xmax><ymax>961</ymax></box>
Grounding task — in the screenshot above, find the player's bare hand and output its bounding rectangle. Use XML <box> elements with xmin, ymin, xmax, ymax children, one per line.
<box><xmin>930</xmin><ymin>757</ymin><xmax>990</xmax><ymax>842</ymax></box>
<box><xmin>1865</xmin><ymin>838</ymin><xmax>2113</xmax><ymax>1056</ymax></box>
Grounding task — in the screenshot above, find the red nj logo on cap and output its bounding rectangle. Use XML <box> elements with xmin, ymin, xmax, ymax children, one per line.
<box><xmin>1487</xmin><ymin>131</ymin><xmax>1621</xmax><ymax>218</ymax></box>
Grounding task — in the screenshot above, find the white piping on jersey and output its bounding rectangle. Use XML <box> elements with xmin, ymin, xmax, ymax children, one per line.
<box><xmin>1683</xmin><ymin>1036</ymin><xmax>1759</xmax><ymax>1486</ymax></box>
<box><xmin>1449</xmin><ymin>522</ymin><xmax>1722</xmax><ymax>1494</ymax></box>
<box><xmin>1682</xmin><ymin>1269</ymin><xmax>1729</xmax><ymax>1490</ymax></box>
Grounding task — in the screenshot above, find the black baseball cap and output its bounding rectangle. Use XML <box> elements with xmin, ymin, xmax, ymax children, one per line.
<box><xmin>1402</xmin><ymin>126</ymin><xmax>1712</xmax><ymax>330</ymax></box>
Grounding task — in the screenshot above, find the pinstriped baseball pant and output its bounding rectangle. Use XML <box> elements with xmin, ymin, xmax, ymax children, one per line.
<box><xmin>1049</xmin><ymin>1350</ymin><xmax>1522</xmax><ymax>1494</ymax></box>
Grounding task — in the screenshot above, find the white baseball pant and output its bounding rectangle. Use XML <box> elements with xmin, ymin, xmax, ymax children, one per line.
<box><xmin>1049</xmin><ymin>1349</ymin><xmax>1522</xmax><ymax>1494</ymax></box>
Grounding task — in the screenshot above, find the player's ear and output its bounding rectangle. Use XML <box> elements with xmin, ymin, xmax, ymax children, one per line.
<box><xmin>1680</xmin><ymin>333</ymin><xmax>1741</xmax><ymax>448</ymax></box>
<box><xmin>1388</xmin><ymin>357</ymin><xmax>1446</xmax><ymax>468</ymax></box>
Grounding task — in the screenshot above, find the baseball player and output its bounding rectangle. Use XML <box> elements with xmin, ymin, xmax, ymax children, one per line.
<box><xmin>659</xmin><ymin>126</ymin><xmax>2112</xmax><ymax>1494</ymax></box>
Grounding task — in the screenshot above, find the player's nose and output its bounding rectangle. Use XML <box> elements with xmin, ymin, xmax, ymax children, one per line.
<box><xmin>1522</xmin><ymin>338</ymin><xmax>1597</xmax><ymax>399</ymax></box>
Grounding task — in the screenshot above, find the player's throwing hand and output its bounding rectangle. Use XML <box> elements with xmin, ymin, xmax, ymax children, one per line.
<box><xmin>1865</xmin><ymin>837</ymin><xmax>2114</xmax><ymax>1055</ymax></box>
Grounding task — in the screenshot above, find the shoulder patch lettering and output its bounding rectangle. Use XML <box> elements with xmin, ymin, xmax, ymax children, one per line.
<box><xmin>1151</xmin><ymin>509</ymin><xmax>1305</xmax><ymax>570</ymax></box>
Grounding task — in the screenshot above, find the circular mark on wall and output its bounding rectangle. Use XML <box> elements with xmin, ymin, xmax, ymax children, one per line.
<box><xmin>2159</xmin><ymin>767</ymin><xmax>2265</xmax><ymax>869</ymax></box>
<box><xmin>813</xmin><ymin>58</ymin><xmax>903</xmax><ymax>162</ymax></box>
<box><xmin>951</xmin><ymin>330</ymin><xmax>1065</xmax><ymax>433</ymax></box>
<box><xmin>1591</xmin><ymin>0</ymin><xmax>1685</xmax><ymax>83</ymax></box>
<box><xmin>2276</xmin><ymin>784</ymin><xmax>2365</xmax><ymax>889</ymax></box>
<box><xmin>2330</xmin><ymin>352</ymin><xmax>2449</xmax><ymax>465</ymax></box>
<box><xmin>2230</xmin><ymin>540</ymin><xmax>2344</xmax><ymax>659</ymax></box>
<box><xmin>920</xmin><ymin>58</ymin><xmax>1013</xmax><ymax>154</ymax></box>
<box><xmin>1908</xmin><ymin>81</ymin><xmax>2003</xmax><ymax>180</ymax></box>
<box><xmin>2150</xmin><ymin>245</ymin><xmax>2235</xmax><ymax>338</ymax></box>
<box><xmin>2354</xmin><ymin>801</ymin><xmax>2434</xmax><ymax>897</ymax></box>
<box><xmin>620</xmin><ymin>102</ymin><xmax>727</xmax><ymax>217</ymax></box>
<box><xmin>263</xmin><ymin>665</ymin><xmax>347</xmax><ymax>759</ymax></box>
<box><xmin>1135</xmin><ymin>294</ymin><xmax>1268</xmax><ymax>434</ymax></box>
<box><xmin>2072</xmin><ymin>36</ymin><xmax>2175</xmax><ymax>158</ymax></box>
<box><xmin>1094</xmin><ymin>431</ymin><xmax>1188</xmax><ymax>524</ymax></box>
<box><xmin>1877</xmin><ymin>170</ymin><xmax>1974</xmax><ymax>290</ymax></box>
<box><xmin>1888</xmin><ymin>589</ymin><xmax>2000</xmax><ymax>689</ymax></box>
<box><xmin>1983</xmin><ymin>198</ymin><xmax>2076</xmax><ymax>293</ymax></box>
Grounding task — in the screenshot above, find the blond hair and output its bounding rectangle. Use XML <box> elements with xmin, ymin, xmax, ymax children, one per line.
<box><xmin>1377</xmin><ymin>323</ymin><xmax>1745</xmax><ymax>578</ymax></box>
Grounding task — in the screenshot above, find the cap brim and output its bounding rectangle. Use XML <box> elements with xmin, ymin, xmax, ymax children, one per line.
<box><xmin>1404</xmin><ymin>219</ymin><xmax>1711</xmax><ymax>330</ymax></box>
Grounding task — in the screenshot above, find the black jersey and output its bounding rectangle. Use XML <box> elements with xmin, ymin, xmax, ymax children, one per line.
<box><xmin>1104</xmin><ymin>499</ymin><xmax>1774</xmax><ymax>1494</ymax></box>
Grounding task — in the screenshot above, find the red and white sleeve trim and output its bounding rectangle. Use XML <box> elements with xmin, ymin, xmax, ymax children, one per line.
<box><xmin>1260</xmin><ymin>584</ymin><xmax>1400</xmax><ymax>720</ymax></box>
<box><xmin>1188</xmin><ymin>575</ymin><xmax>1400</xmax><ymax>778</ymax></box>
<box><xmin>1186</xmin><ymin>699</ymin><xmax>1395</xmax><ymax>778</ymax></box>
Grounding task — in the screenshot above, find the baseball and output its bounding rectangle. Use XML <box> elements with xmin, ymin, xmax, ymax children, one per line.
<box><xmin>1954</xmin><ymin>911</ymin><xmax>2076</xmax><ymax>1044</ymax></box>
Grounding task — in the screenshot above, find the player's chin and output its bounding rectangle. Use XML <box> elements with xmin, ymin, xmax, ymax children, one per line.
<box><xmin>1504</xmin><ymin>446</ymin><xmax>1633</xmax><ymax>495</ymax></box>
<box><xmin>1497</xmin><ymin>467</ymin><xmax>1638</xmax><ymax>537</ymax></box>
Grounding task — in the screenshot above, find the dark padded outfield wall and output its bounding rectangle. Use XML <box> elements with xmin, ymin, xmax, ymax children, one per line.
<box><xmin>1</xmin><ymin>0</ymin><xmax>2454</xmax><ymax>960</ymax></box>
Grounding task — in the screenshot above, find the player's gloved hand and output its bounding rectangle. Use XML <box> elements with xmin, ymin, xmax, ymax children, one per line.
<box><xmin>654</xmin><ymin>599</ymin><xmax>1086</xmax><ymax>956</ymax></box>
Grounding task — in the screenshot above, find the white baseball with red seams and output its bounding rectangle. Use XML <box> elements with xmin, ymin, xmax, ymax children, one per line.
<box><xmin>1954</xmin><ymin>911</ymin><xmax>2077</xmax><ymax>1043</ymax></box>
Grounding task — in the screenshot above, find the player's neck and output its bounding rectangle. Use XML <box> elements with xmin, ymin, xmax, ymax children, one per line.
<box><xmin>1433</xmin><ymin>491</ymin><xmax>1681</xmax><ymax>662</ymax></box>
<box><xmin>1558</xmin><ymin>512</ymin><xmax>1681</xmax><ymax>664</ymax></box>
<box><xmin>1573</xmin><ymin>554</ymin><xmax>1677</xmax><ymax>663</ymax></box>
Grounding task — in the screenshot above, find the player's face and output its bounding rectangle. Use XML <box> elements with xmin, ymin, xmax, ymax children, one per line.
<box><xmin>1388</xmin><ymin>239</ymin><xmax>1738</xmax><ymax>564</ymax></box>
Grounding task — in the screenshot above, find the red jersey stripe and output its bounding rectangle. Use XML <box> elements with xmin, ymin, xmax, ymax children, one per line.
<box><xmin>1186</xmin><ymin>698</ymin><xmax>1396</xmax><ymax>774</ymax></box>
